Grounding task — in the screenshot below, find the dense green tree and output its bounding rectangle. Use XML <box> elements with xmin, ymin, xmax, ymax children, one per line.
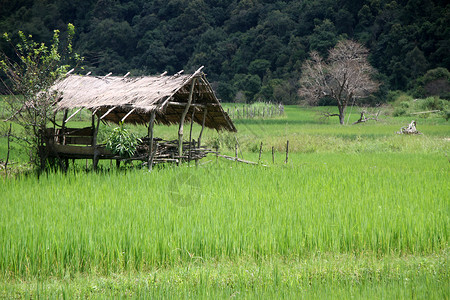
<box><xmin>309</xmin><ymin>19</ymin><xmax>337</xmax><ymax>56</ymax></box>
<box><xmin>248</xmin><ymin>59</ymin><xmax>271</xmax><ymax>78</ymax></box>
<box><xmin>405</xmin><ymin>46</ymin><xmax>429</xmax><ymax>81</ymax></box>
<box><xmin>233</xmin><ymin>73</ymin><xmax>262</xmax><ymax>102</ymax></box>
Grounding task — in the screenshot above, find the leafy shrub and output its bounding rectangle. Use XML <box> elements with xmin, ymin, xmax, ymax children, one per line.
<box><xmin>392</xmin><ymin>107</ymin><xmax>407</xmax><ymax>117</ymax></box>
<box><xmin>386</xmin><ymin>90</ymin><xmax>404</xmax><ymax>102</ymax></box>
<box><xmin>400</xmin><ymin>101</ymin><xmax>410</xmax><ymax>109</ymax></box>
<box><xmin>444</xmin><ymin>109</ymin><xmax>450</xmax><ymax>121</ymax></box>
<box><xmin>395</xmin><ymin>93</ymin><xmax>414</xmax><ymax>103</ymax></box>
<box><xmin>421</xmin><ymin>97</ymin><xmax>447</xmax><ymax>111</ymax></box>
<box><xmin>105</xmin><ymin>123</ymin><xmax>142</xmax><ymax>158</ymax></box>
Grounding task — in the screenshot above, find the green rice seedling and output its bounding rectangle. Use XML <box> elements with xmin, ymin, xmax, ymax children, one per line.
<box><xmin>1</xmin><ymin>153</ymin><xmax>447</xmax><ymax>279</ymax></box>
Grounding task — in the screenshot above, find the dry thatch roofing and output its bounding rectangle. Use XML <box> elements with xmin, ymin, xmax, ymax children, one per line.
<box><xmin>53</xmin><ymin>67</ymin><xmax>236</xmax><ymax>132</ymax></box>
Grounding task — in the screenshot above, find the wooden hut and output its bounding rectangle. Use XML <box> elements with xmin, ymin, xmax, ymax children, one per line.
<box><xmin>47</xmin><ymin>66</ymin><xmax>236</xmax><ymax>169</ymax></box>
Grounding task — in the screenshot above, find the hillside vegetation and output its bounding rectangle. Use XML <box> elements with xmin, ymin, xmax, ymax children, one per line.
<box><xmin>1</xmin><ymin>0</ymin><xmax>449</xmax><ymax>102</ymax></box>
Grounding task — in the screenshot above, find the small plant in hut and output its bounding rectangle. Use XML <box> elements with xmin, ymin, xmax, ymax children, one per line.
<box><xmin>105</xmin><ymin>123</ymin><xmax>142</xmax><ymax>158</ymax></box>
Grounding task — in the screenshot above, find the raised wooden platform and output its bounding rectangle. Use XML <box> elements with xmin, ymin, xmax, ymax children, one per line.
<box><xmin>49</xmin><ymin>144</ymin><xmax>113</xmax><ymax>159</ymax></box>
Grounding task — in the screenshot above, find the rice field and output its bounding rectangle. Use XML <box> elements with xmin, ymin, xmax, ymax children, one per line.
<box><xmin>1</xmin><ymin>152</ymin><xmax>449</xmax><ymax>297</ymax></box>
<box><xmin>0</xmin><ymin>104</ymin><xmax>449</xmax><ymax>298</ymax></box>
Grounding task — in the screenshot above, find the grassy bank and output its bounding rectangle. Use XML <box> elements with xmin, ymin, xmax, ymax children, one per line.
<box><xmin>1</xmin><ymin>254</ymin><xmax>447</xmax><ymax>298</ymax></box>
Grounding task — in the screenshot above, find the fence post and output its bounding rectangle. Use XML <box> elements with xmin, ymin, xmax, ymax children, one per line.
<box><xmin>272</xmin><ymin>146</ymin><xmax>274</xmax><ymax>164</ymax></box>
<box><xmin>285</xmin><ymin>140</ymin><xmax>289</xmax><ymax>164</ymax></box>
<box><xmin>258</xmin><ymin>142</ymin><xmax>263</xmax><ymax>163</ymax></box>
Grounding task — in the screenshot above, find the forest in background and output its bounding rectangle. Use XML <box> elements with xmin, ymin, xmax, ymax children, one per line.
<box><xmin>0</xmin><ymin>0</ymin><xmax>449</xmax><ymax>103</ymax></box>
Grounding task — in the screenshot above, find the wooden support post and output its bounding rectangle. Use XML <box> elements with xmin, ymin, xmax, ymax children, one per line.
<box><xmin>198</xmin><ymin>108</ymin><xmax>207</xmax><ymax>148</ymax></box>
<box><xmin>188</xmin><ymin>109</ymin><xmax>195</xmax><ymax>164</ymax></box>
<box><xmin>61</xmin><ymin>109</ymin><xmax>68</xmax><ymax>144</ymax></box>
<box><xmin>52</xmin><ymin>113</ymin><xmax>56</xmax><ymax>140</ymax></box>
<box><xmin>235</xmin><ymin>143</ymin><xmax>238</xmax><ymax>163</ymax></box>
<box><xmin>90</xmin><ymin>113</ymin><xmax>95</xmax><ymax>145</ymax></box>
<box><xmin>178</xmin><ymin>78</ymin><xmax>197</xmax><ymax>165</ymax></box>
<box><xmin>285</xmin><ymin>140</ymin><xmax>289</xmax><ymax>164</ymax></box>
<box><xmin>92</xmin><ymin>114</ymin><xmax>100</xmax><ymax>171</ymax></box>
<box><xmin>147</xmin><ymin>111</ymin><xmax>156</xmax><ymax>171</ymax></box>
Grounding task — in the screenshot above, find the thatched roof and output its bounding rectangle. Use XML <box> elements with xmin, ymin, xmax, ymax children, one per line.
<box><xmin>53</xmin><ymin>67</ymin><xmax>236</xmax><ymax>132</ymax></box>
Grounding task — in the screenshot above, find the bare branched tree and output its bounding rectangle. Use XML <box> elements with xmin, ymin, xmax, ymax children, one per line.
<box><xmin>0</xmin><ymin>24</ymin><xmax>81</xmax><ymax>171</ymax></box>
<box><xmin>298</xmin><ymin>40</ymin><xmax>380</xmax><ymax>125</ymax></box>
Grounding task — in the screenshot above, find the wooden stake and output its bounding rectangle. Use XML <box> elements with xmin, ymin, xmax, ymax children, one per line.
<box><xmin>258</xmin><ymin>142</ymin><xmax>263</xmax><ymax>163</ymax></box>
<box><xmin>272</xmin><ymin>146</ymin><xmax>274</xmax><ymax>164</ymax></box>
<box><xmin>285</xmin><ymin>140</ymin><xmax>289</xmax><ymax>164</ymax></box>
<box><xmin>147</xmin><ymin>111</ymin><xmax>156</xmax><ymax>170</ymax></box>
<box><xmin>235</xmin><ymin>143</ymin><xmax>238</xmax><ymax>164</ymax></box>
<box><xmin>178</xmin><ymin>78</ymin><xmax>197</xmax><ymax>165</ymax></box>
